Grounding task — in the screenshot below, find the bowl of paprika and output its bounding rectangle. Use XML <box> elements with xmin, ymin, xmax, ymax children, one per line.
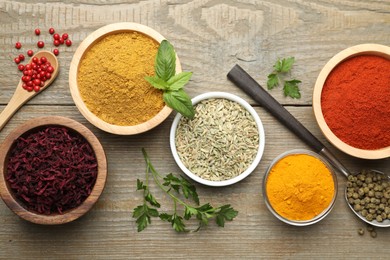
<box><xmin>313</xmin><ymin>44</ymin><xmax>390</xmax><ymax>159</ymax></box>
<box><xmin>69</xmin><ymin>22</ymin><xmax>182</xmax><ymax>135</ymax></box>
<box><xmin>0</xmin><ymin>116</ymin><xmax>107</xmax><ymax>225</ymax></box>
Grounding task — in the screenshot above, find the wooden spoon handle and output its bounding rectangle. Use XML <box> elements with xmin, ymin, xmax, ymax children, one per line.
<box><xmin>0</xmin><ymin>90</ymin><xmax>28</xmax><ymax>132</ymax></box>
<box><xmin>227</xmin><ymin>64</ymin><xmax>351</xmax><ymax>176</ymax></box>
<box><xmin>227</xmin><ymin>64</ymin><xmax>324</xmax><ymax>152</ymax></box>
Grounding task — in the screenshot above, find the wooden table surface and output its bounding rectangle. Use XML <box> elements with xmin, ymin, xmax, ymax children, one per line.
<box><xmin>1</xmin><ymin>0</ymin><xmax>389</xmax><ymax>259</ymax></box>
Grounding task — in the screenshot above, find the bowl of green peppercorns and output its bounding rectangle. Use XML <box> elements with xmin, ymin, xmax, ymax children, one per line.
<box><xmin>346</xmin><ymin>170</ymin><xmax>390</xmax><ymax>226</ymax></box>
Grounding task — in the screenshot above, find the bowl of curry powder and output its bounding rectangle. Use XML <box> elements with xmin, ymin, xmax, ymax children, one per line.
<box><xmin>69</xmin><ymin>23</ymin><xmax>181</xmax><ymax>135</ymax></box>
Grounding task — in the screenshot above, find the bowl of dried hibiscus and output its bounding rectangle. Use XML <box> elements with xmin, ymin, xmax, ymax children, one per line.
<box><xmin>0</xmin><ymin>116</ymin><xmax>107</xmax><ymax>225</ymax></box>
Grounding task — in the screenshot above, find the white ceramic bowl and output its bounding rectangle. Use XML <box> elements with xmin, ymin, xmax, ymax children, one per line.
<box><xmin>170</xmin><ymin>92</ymin><xmax>265</xmax><ymax>187</ymax></box>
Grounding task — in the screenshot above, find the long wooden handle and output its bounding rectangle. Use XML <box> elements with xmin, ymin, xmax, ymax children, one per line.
<box><xmin>227</xmin><ymin>64</ymin><xmax>324</xmax><ymax>152</ymax></box>
<box><xmin>227</xmin><ymin>64</ymin><xmax>351</xmax><ymax>177</ymax></box>
<box><xmin>0</xmin><ymin>91</ymin><xmax>26</xmax><ymax>132</ymax></box>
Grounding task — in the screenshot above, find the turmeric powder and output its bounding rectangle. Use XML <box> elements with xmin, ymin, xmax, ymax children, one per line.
<box><xmin>265</xmin><ymin>153</ymin><xmax>335</xmax><ymax>221</ymax></box>
<box><xmin>77</xmin><ymin>32</ymin><xmax>164</xmax><ymax>126</ymax></box>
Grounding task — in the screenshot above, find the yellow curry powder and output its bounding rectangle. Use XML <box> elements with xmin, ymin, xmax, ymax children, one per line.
<box><xmin>77</xmin><ymin>32</ymin><xmax>164</xmax><ymax>126</ymax></box>
<box><xmin>266</xmin><ymin>154</ymin><xmax>335</xmax><ymax>221</ymax></box>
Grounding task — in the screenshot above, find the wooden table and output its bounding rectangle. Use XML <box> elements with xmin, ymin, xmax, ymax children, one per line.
<box><xmin>1</xmin><ymin>0</ymin><xmax>389</xmax><ymax>258</ymax></box>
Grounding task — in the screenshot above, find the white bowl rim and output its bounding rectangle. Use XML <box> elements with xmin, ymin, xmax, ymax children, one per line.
<box><xmin>170</xmin><ymin>91</ymin><xmax>265</xmax><ymax>187</ymax></box>
<box><xmin>262</xmin><ymin>149</ymin><xmax>338</xmax><ymax>226</ymax></box>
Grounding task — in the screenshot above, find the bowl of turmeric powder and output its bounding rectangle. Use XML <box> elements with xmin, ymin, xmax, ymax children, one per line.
<box><xmin>69</xmin><ymin>23</ymin><xmax>182</xmax><ymax>135</ymax></box>
<box><xmin>263</xmin><ymin>149</ymin><xmax>337</xmax><ymax>226</ymax></box>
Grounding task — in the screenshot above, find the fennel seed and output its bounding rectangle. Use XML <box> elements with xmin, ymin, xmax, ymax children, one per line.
<box><xmin>175</xmin><ymin>98</ymin><xmax>259</xmax><ymax>181</ymax></box>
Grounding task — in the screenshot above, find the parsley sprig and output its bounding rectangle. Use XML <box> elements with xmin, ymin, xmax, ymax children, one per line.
<box><xmin>132</xmin><ymin>149</ymin><xmax>238</xmax><ymax>232</ymax></box>
<box><xmin>267</xmin><ymin>57</ymin><xmax>301</xmax><ymax>99</ymax></box>
<box><xmin>145</xmin><ymin>40</ymin><xmax>195</xmax><ymax>119</ymax></box>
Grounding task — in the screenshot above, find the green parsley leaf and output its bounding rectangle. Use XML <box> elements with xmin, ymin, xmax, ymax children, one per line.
<box><xmin>136</xmin><ymin>179</ymin><xmax>146</xmax><ymax>190</ymax></box>
<box><xmin>167</xmin><ymin>72</ymin><xmax>193</xmax><ymax>91</ymax></box>
<box><xmin>163</xmin><ymin>89</ymin><xmax>195</xmax><ymax>119</ymax></box>
<box><xmin>267</xmin><ymin>73</ymin><xmax>279</xmax><ymax>90</ymax></box>
<box><xmin>133</xmin><ymin>204</ymin><xmax>159</xmax><ymax>232</ymax></box>
<box><xmin>274</xmin><ymin>57</ymin><xmax>295</xmax><ymax>73</ymax></box>
<box><xmin>145</xmin><ymin>192</ymin><xmax>161</xmax><ymax>208</ymax></box>
<box><xmin>133</xmin><ymin>149</ymin><xmax>238</xmax><ymax>232</ymax></box>
<box><xmin>144</xmin><ymin>76</ymin><xmax>169</xmax><ymax>90</ymax></box>
<box><xmin>215</xmin><ymin>205</ymin><xmax>238</xmax><ymax>227</ymax></box>
<box><xmin>163</xmin><ymin>174</ymin><xmax>199</xmax><ymax>205</ymax></box>
<box><xmin>155</xmin><ymin>40</ymin><xmax>176</xmax><ymax>81</ymax></box>
<box><xmin>184</xmin><ymin>206</ymin><xmax>198</xmax><ymax>220</ymax></box>
<box><xmin>283</xmin><ymin>79</ymin><xmax>301</xmax><ymax>99</ymax></box>
<box><xmin>267</xmin><ymin>56</ymin><xmax>301</xmax><ymax>98</ymax></box>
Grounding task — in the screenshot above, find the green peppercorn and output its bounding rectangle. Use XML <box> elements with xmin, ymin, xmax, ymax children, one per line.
<box><xmin>366</xmin><ymin>214</ymin><xmax>373</xmax><ymax>221</ymax></box>
<box><xmin>354</xmin><ymin>204</ymin><xmax>362</xmax><ymax>211</ymax></box>
<box><xmin>358</xmin><ymin>228</ymin><xmax>364</xmax><ymax>235</ymax></box>
<box><xmin>376</xmin><ymin>215</ymin><xmax>383</xmax><ymax>222</ymax></box>
<box><xmin>353</xmin><ymin>193</ymin><xmax>359</xmax><ymax>199</ymax></box>
<box><xmin>348</xmin><ymin>175</ymin><xmax>354</xmax><ymax>181</ymax></box>
<box><xmin>366</xmin><ymin>177</ymin><xmax>373</xmax><ymax>184</ymax></box>
<box><xmin>370</xmin><ymin>231</ymin><xmax>377</xmax><ymax>238</ymax></box>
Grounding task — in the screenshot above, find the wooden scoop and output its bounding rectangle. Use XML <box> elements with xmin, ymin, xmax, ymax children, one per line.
<box><xmin>0</xmin><ymin>51</ymin><xmax>59</xmax><ymax>132</ymax></box>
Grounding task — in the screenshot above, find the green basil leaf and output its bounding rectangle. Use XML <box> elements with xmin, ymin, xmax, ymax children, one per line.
<box><xmin>167</xmin><ymin>72</ymin><xmax>192</xmax><ymax>91</ymax></box>
<box><xmin>156</xmin><ymin>40</ymin><xmax>176</xmax><ymax>81</ymax></box>
<box><xmin>145</xmin><ymin>76</ymin><xmax>169</xmax><ymax>90</ymax></box>
<box><xmin>163</xmin><ymin>90</ymin><xmax>194</xmax><ymax>119</ymax></box>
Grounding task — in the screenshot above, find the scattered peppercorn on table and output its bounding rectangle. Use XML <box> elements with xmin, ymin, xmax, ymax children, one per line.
<box><xmin>0</xmin><ymin>0</ymin><xmax>389</xmax><ymax>259</ymax></box>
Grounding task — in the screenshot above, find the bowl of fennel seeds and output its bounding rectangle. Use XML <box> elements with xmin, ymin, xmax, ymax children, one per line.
<box><xmin>170</xmin><ymin>92</ymin><xmax>265</xmax><ymax>187</ymax></box>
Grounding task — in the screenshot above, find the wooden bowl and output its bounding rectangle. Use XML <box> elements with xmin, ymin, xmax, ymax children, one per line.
<box><xmin>0</xmin><ymin>116</ymin><xmax>107</xmax><ymax>224</ymax></box>
<box><xmin>69</xmin><ymin>22</ymin><xmax>181</xmax><ymax>135</ymax></box>
<box><xmin>313</xmin><ymin>44</ymin><xmax>390</xmax><ymax>159</ymax></box>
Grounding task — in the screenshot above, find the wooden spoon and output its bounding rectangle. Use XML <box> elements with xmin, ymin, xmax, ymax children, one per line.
<box><xmin>0</xmin><ymin>51</ymin><xmax>59</xmax><ymax>132</ymax></box>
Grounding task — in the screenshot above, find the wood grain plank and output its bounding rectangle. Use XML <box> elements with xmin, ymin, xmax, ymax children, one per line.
<box><xmin>0</xmin><ymin>105</ymin><xmax>388</xmax><ymax>259</ymax></box>
<box><xmin>1</xmin><ymin>0</ymin><xmax>389</xmax><ymax>105</ymax></box>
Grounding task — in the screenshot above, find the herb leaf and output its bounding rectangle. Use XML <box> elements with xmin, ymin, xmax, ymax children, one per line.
<box><xmin>167</xmin><ymin>72</ymin><xmax>193</xmax><ymax>91</ymax></box>
<box><xmin>215</xmin><ymin>205</ymin><xmax>239</xmax><ymax>227</ymax></box>
<box><xmin>163</xmin><ymin>173</ymin><xmax>199</xmax><ymax>205</ymax></box>
<box><xmin>274</xmin><ymin>57</ymin><xmax>295</xmax><ymax>73</ymax></box>
<box><xmin>155</xmin><ymin>40</ymin><xmax>176</xmax><ymax>81</ymax></box>
<box><xmin>283</xmin><ymin>79</ymin><xmax>301</xmax><ymax>99</ymax></box>
<box><xmin>145</xmin><ymin>192</ymin><xmax>161</xmax><ymax>208</ymax></box>
<box><xmin>145</xmin><ymin>76</ymin><xmax>169</xmax><ymax>90</ymax></box>
<box><xmin>267</xmin><ymin>73</ymin><xmax>279</xmax><ymax>90</ymax></box>
<box><xmin>133</xmin><ymin>204</ymin><xmax>159</xmax><ymax>232</ymax></box>
<box><xmin>163</xmin><ymin>90</ymin><xmax>195</xmax><ymax>119</ymax></box>
<box><xmin>267</xmin><ymin>56</ymin><xmax>301</xmax><ymax>98</ymax></box>
<box><xmin>132</xmin><ymin>149</ymin><xmax>238</xmax><ymax>232</ymax></box>
<box><xmin>145</xmin><ymin>40</ymin><xmax>194</xmax><ymax>118</ymax></box>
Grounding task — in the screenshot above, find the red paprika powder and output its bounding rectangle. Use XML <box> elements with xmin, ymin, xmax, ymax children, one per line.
<box><xmin>321</xmin><ymin>55</ymin><xmax>390</xmax><ymax>150</ymax></box>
